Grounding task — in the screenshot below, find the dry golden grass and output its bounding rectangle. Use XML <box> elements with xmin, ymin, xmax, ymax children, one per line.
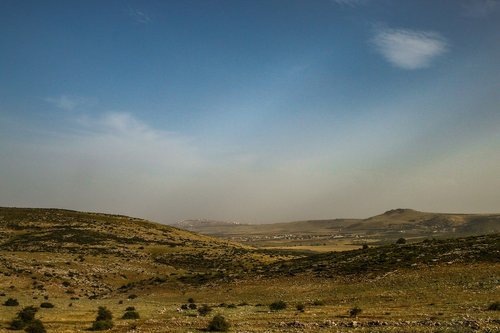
<box><xmin>1</xmin><ymin>263</ymin><xmax>499</xmax><ymax>332</ymax></box>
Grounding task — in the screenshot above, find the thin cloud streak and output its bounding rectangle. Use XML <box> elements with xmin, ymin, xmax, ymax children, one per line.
<box><xmin>127</xmin><ymin>7</ymin><xmax>152</xmax><ymax>24</ymax></box>
<box><xmin>461</xmin><ymin>0</ymin><xmax>499</xmax><ymax>17</ymax></box>
<box><xmin>330</xmin><ymin>0</ymin><xmax>367</xmax><ymax>7</ymax></box>
<box><xmin>372</xmin><ymin>28</ymin><xmax>449</xmax><ymax>70</ymax></box>
<box><xmin>44</xmin><ymin>95</ymin><xmax>90</xmax><ymax>111</ymax></box>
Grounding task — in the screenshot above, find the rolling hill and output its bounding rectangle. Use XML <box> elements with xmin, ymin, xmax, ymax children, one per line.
<box><xmin>0</xmin><ymin>207</ymin><xmax>499</xmax><ymax>332</ymax></box>
<box><xmin>0</xmin><ymin>207</ymin><xmax>284</xmax><ymax>298</ymax></box>
<box><xmin>173</xmin><ymin>209</ymin><xmax>500</xmax><ymax>245</ymax></box>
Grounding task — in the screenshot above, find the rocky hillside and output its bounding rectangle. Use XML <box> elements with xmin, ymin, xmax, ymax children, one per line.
<box><xmin>267</xmin><ymin>233</ymin><xmax>500</xmax><ymax>278</ymax></box>
<box><xmin>0</xmin><ymin>207</ymin><xmax>284</xmax><ymax>298</ymax></box>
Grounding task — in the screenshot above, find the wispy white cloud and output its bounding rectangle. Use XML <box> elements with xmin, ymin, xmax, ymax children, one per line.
<box><xmin>127</xmin><ymin>7</ymin><xmax>152</xmax><ymax>24</ymax></box>
<box><xmin>461</xmin><ymin>0</ymin><xmax>499</xmax><ymax>17</ymax></box>
<box><xmin>372</xmin><ymin>27</ymin><xmax>449</xmax><ymax>70</ymax></box>
<box><xmin>44</xmin><ymin>95</ymin><xmax>90</xmax><ymax>111</ymax></box>
<box><xmin>330</xmin><ymin>0</ymin><xmax>367</xmax><ymax>7</ymax></box>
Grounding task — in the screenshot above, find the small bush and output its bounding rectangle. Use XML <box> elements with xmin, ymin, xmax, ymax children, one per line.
<box><xmin>188</xmin><ymin>297</ymin><xmax>195</xmax><ymax>304</ymax></box>
<box><xmin>18</xmin><ymin>306</ymin><xmax>38</xmax><ymax>322</ymax></box>
<box><xmin>91</xmin><ymin>320</ymin><xmax>113</xmax><ymax>331</ymax></box>
<box><xmin>125</xmin><ymin>306</ymin><xmax>135</xmax><ymax>311</ymax></box>
<box><xmin>396</xmin><ymin>237</ymin><xmax>406</xmax><ymax>245</ymax></box>
<box><xmin>128</xmin><ymin>294</ymin><xmax>138</xmax><ymax>300</ymax></box>
<box><xmin>349</xmin><ymin>306</ymin><xmax>362</xmax><ymax>317</ymax></box>
<box><xmin>9</xmin><ymin>318</ymin><xmax>25</xmax><ymax>330</ymax></box>
<box><xmin>198</xmin><ymin>304</ymin><xmax>212</xmax><ymax>316</ymax></box>
<box><xmin>122</xmin><ymin>310</ymin><xmax>140</xmax><ymax>319</ymax></box>
<box><xmin>487</xmin><ymin>301</ymin><xmax>500</xmax><ymax>311</ymax></box>
<box><xmin>207</xmin><ymin>315</ymin><xmax>230</xmax><ymax>332</ymax></box>
<box><xmin>296</xmin><ymin>303</ymin><xmax>305</xmax><ymax>311</ymax></box>
<box><xmin>4</xmin><ymin>297</ymin><xmax>19</xmax><ymax>306</ymax></box>
<box><xmin>189</xmin><ymin>303</ymin><xmax>197</xmax><ymax>309</ymax></box>
<box><xmin>40</xmin><ymin>302</ymin><xmax>54</xmax><ymax>308</ymax></box>
<box><xmin>181</xmin><ymin>304</ymin><xmax>188</xmax><ymax>310</ymax></box>
<box><xmin>269</xmin><ymin>301</ymin><xmax>287</xmax><ymax>311</ymax></box>
<box><xmin>91</xmin><ymin>306</ymin><xmax>114</xmax><ymax>330</ymax></box>
<box><xmin>9</xmin><ymin>306</ymin><xmax>45</xmax><ymax>332</ymax></box>
<box><xmin>25</xmin><ymin>319</ymin><xmax>46</xmax><ymax>333</ymax></box>
<box><xmin>96</xmin><ymin>306</ymin><xmax>113</xmax><ymax>321</ymax></box>
<box><xmin>312</xmin><ymin>299</ymin><xmax>325</xmax><ymax>306</ymax></box>
<box><xmin>362</xmin><ymin>244</ymin><xmax>369</xmax><ymax>249</ymax></box>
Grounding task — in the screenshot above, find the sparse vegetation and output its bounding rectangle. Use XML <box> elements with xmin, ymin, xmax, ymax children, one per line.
<box><xmin>269</xmin><ymin>300</ymin><xmax>287</xmax><ymax>311</ymax></box>
<box><xmin>91</xmin><ymin>306</ymin><xmax>113</xmax><ymax>331</ymax></box>
<box><xmin>396</xmin><ymin>237</ymin><xmax>407</xmax><ymax>244</ymax></box>
<box><xmin>4</xmin><ymin>297</ymin><xmax>20</xmax><ymax>306</ymax></box>
<box><xmin>24</xmin><ymin>319</ymin><xmax>46</xmax><ymax>333</ymax></box>
<box><xmin>0</xmin><ymin>208</ymin><xmax>499</xmax><ymax>332</ymax></box>
<box><xmin>122</xmin><ymin>310</ymin><xmax>140</xmax><ymax>319</ymax></box>
<box><xmin>197</xmin><ymin>304</ymin><xmax>212</xmax><ymax>316</ymax></box>
<box><xmin>9</xmin><ymin>306</ymin><xmax>46</xmax><ymax>333</ymax></box>
<box><xmin>207</xmin><ymin>315</ymin><xmax>230</xmax><ymax>332</ymax></box>
<box><xmin>349</xmin><ymin>306</ymin><xmax>362</xmax><ymax>317</ymax></box>
<box><xmin>487</xmin><ymin>301</ymin><xmax>500</xmax><ymax>311</ymax></box>
<box><xmin>39</xmin><ymin>302</ymin><xmax>54</xmax><ymax>308</ymax></box>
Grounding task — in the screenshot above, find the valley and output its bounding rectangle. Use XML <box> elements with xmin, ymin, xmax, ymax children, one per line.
<box><xmin>0</xmin><ymin>207</ymin><xmax>498</xmax><ymax>332</ymax></box>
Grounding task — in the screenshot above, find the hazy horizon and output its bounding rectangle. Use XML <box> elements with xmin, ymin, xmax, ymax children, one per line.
<box><xmin>1</xmin><ymin>0</ymin><xmax>499</xmax><ymax>224</ymax></box>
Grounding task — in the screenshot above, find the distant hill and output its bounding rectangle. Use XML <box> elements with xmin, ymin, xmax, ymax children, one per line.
<box><xmin>173</xmin><ymin>209</ymin><xmax>500</xmax><ymax>242</ymax></box>
<box><xmin>174</xmin><ymin>219</ymin><xmax>241</xmax><ymax>230</ymax></box>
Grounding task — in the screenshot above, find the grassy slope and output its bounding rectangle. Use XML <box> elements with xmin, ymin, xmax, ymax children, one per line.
<box><xmin>0</xmin><ymin>207</ymin><xmax>286</xmax><ymax>298</ymax></box>
<box><xmin>0</xmin><ymin>207</ymin><xmax>499</xmax><ymax>332</ymax></box>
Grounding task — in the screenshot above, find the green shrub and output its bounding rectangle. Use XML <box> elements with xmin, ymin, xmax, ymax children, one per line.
<box><xmin>40</xmin><ymin>302</ymin><xmax>54</xmax><ymax>308</ymax></box>
<box><xmin>9</xmin><ymin>318</ymin><xmax>25</xmax><ymax>330</ymax></box>
<box><xmin>207</xmin><ymin>315</ymin><xmax>230</xmax><ymax>332</ymax></box>
<box><xmin>128</xmin><ymin>294</ymin><xmax>138</xmax><ymax>300</ymax></box>
<box><xmin>25</xmin><ymin>319</ymin><xmax>46</xmax><ymax>333</ymax></box>
<box><xmin>396</xmin><ymin>238</ymin><xmax>406</xmax><ymax>244</ymax></box>
<box><xmin>91</xmin><ymin>320</ymin><xmax>113</xmax><ymax>331</ymax></box>
<box><xmin>189</xmin><ymin>303</ymin><xmax>197</xmax><ymax>309</ymax></box>
<box><xmin>312</xmin><ymin>299</ymin><xmax>325</xmax><ymax>306</ymax></box>
<box><xmin>96</xmin><ymin>306</ymin><xmax>113</xmax><ymax>321</ymax></box>
<box><xmin>181</xmin><ymin>304</ymin><xmax>188</xmax><ymax>310</ymax></box>
<box><xmin>9</xmin><ymin>306</ymin><xmax>45</xmax><ymax>332</ymax></box>
<box><xmin>349</xmin><ymin>306</ymin><xmax>362</xmax><ymax>317</ymax></box>
<box><xmin>91</xmin><ymin>306</ymin><xmax>114</xmax><ymax>330</ymax></box>
<box><xmin>487</xmin><ymin>301</ymin><xmax>500</xmax><ymax>311</ymax></box>
<box><xmin>4</xmin><ymin>297</ymin><xmax>19</xmax><ymax>306</ymax></box>
<box><xmin>122</xmin><ymin>310</ymin><xmax>140</xmax><ymax>319</ymax></box>
<box><xmin>188</xmin><ymin>297</ymin><xmax>195</xmax><ymax>304</ymax></box>
<box><xmin>125</xmin><ymin>306</ymin><xmax>135</xmax><ymax>311</ymax></box>
<box><xmin>18</xmin><ymin>306</ymin><xmax>38</xmax><ymax>322</ymax></box>
<box><xmin>198</xmin><ymin>304</ymin><xmax>212</xmax><ymax>316</ymax></box>
<box><xmin>296</xmin><ymin>303</ymin><xmax>305</xmax><ymax>311</ymax></box>
<box><xmin>269</xmin><ymin>301</ymin><xmax>287</xmax><ymax>311</ymax></box>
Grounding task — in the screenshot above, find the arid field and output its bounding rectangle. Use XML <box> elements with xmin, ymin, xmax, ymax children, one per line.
<box><xmin>0</xmin><ymin>208</ymin><xmax>499</xmax><ymax>332</ymax></box>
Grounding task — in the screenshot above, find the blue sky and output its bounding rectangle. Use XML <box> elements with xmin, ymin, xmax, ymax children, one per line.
<box><xmin>1</xmin><ymin>0</ymin><xmax>499</xmax><ymax>223</ymax></box>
